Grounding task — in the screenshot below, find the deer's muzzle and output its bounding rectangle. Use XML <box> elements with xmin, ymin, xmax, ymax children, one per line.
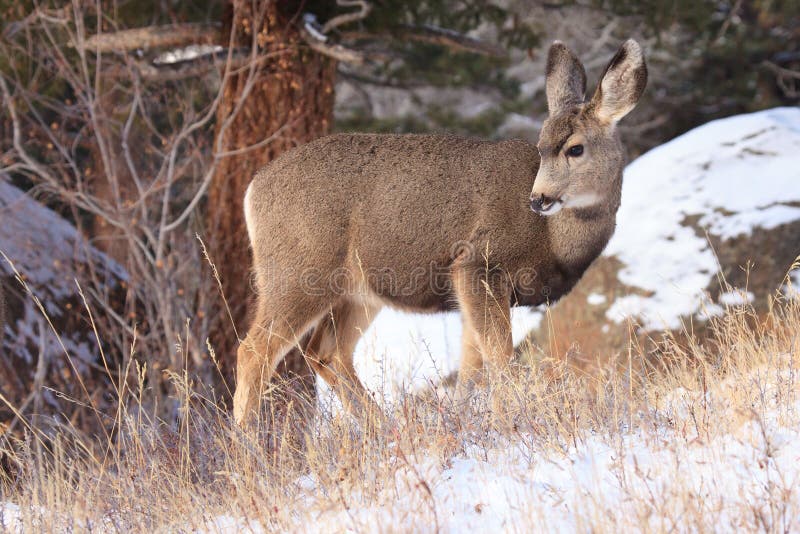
<box><xmin>530</xmin><ymin>193</ymin><xmax>563</xmax><ymax>215</ymax></box>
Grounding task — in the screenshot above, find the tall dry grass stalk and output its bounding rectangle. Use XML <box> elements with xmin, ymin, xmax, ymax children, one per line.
<box><xmin>1</xmin><ymin>270</ymin><xmax>799</xmax><ymax>531</ymax></box>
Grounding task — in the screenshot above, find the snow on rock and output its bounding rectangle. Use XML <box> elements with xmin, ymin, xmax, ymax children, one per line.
<box><xmin>0</xmin><ymin>179</ymin><xmax>127</xmax><ymax>416</ymax></box>
<box><xmin>606</xmin><ymin>107</ymin><xmax>800</xmax><ymax>330</ymax></box>
<box><xmin>0</xmin><ymin>179</ymin><xmax>125</xmax><ymax>359</ymax></box>
<box><xmin>0</xmin><ymin>180</ymin><xmax>127</xmax><ymax>300</ymax></box>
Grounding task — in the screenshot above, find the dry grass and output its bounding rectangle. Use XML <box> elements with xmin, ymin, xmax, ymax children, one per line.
<box><xmin>1</xmin><ymin>281</ymin><xmax>799</xmax><ymax>532</ymax></box>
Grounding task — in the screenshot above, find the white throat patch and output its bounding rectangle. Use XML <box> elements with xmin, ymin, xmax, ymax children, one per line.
<box><xmin>564</xmin><ymin>192</ymin><xmax>602</xmax><ymax>210</ymax></box>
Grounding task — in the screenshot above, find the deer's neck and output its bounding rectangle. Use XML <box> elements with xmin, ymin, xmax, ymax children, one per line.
<box><xmin>546</xmin><ymin>185</ymin><xmax>620</xmax><ymax>277</ymax></box>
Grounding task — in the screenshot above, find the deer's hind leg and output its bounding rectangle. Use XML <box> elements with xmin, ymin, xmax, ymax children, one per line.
<box><xmin>233</xmin><ymin>291</ymin><xmax>327</xmax><ymax>426</ymax></box>
<box><xmin>304</xmin><ymin>299</ymin><xmax>382</xmax><ymax>421</ymax></box>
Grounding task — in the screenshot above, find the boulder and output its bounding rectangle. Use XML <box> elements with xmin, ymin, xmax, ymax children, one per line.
<box><xmin>0</xmin><ymin>180</ymin><xmax>127</xmax><ymax>431</ymax></box>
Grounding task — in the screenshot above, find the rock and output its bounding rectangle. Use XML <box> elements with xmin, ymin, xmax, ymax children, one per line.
<box><xmin>0</xmin><ymin>180</ymin><xmax>127</xmax><ymax>432</ymax></box>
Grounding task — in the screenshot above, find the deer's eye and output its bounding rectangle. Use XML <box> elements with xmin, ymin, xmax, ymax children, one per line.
<box><xmin>567</xmin><ymin>144</ymin><xmax>584</xmax><ymax>157</ymax></box>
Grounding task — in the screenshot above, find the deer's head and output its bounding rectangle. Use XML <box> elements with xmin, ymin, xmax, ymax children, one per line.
<box><xmin>530</xmin><ymin>39</ymin><xmax>647</xmax><ymax>216</ymax></box>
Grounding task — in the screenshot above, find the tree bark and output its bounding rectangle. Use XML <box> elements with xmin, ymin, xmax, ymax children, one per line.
<box><xmin>207</xmin><ymin>1</ymin><xmax>336</xmax><ymax>421</ymax></box>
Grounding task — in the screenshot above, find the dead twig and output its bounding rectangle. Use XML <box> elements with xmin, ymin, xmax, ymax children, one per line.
<box><xmin>75</xmin><ymin>23</ymin><xmax>221</xmax><ymax>52</ymax></box>
<box><xmin>763</xmin><ymin>61</ymin><xmax>800</xmax><ymax>99</ymax></box>
<box><xmin>322</xmin><ymin>0</ymin><xmax>372</xmax><ymax>34</ymax></box>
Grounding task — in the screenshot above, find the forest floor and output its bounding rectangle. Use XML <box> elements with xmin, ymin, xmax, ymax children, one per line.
<box><xmin>1</xmin><ymin>289</ymin><xmax>799</xmax><ymax>532</ymax></box>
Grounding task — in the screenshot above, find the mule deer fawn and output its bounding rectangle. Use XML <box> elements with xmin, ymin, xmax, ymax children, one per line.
<box><xmin>234</xmin><ymin>40</ymin><xmax>647</xmax><ymax>425</ymax></box>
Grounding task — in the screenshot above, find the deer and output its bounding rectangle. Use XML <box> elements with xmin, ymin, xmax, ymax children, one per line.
<box><xmin>233</xmin><ymin>39</ymin><xmax>647</xmax><ymax>426</ymax></box>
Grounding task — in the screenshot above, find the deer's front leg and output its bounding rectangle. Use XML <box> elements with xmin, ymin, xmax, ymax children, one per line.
<box><xmin>453</xmin><ymin>266</ymin><xmax>513</xmax><ymax>393</ymax></box>
<box><xmin>457</xmin><ymin>313</ymin><xmax>484</xmax><ymax>391</ymax></box>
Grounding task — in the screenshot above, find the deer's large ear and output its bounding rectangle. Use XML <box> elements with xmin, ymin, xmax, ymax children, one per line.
<box><xmin>545</xmin><ymin>41</ymin><xmax>587</xmax><ymax>115</ymax></box>
<box><xmin>589</xmin><ymin>39</ymin><xmax>647</xmax><ymax>124</ymax></box>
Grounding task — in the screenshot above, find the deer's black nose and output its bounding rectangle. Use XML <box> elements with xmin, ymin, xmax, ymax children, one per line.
<box><xmin>530</xmin><ymin>194</ymin><xmax>553</xmax><ymax>213</ymax></box>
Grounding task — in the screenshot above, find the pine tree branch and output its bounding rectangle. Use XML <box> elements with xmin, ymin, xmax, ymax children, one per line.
<box><xmin>110</xmin><ymin>48</ymin><xmax>286</xmax><ymax>82</ymax></box>
<box><xmin>342</xmin><ymin>24</ymin><xmax>507</xmax><ymax>58</ymax></box>
<box><xmin>397</xmin><ymin>24</ymin><xmax>507</xmax><ymax>57</ymax></box>
<box><xmin>301</xmin><ymin>32</ymin><xmax>366</xmax><ymax>65</ymax></box>
<box><xmin>66</xmin><ymin>11</ymin><xmax>503</xmax><ymax>71</ymax></box>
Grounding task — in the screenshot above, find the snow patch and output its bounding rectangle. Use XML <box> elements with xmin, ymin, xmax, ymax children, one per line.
<box><xmin>586</xmin><ymin>293</ymin><xmax>606</xmax><ymax>306</ymax></box>
<box><xmin>352</xmin><ymin>308</ymin><xmax>542</xmax><ymax>401</ymax></box>
<box><xmin>0</xmin><ymin>502</ymin><xmax>21</xmax><ymax>533</ymax></box>
<box><xmin>718</xmin><ymin>289</ymin><xmax>755</xmax><ymax>306</ymax></box>
<box><xmin>0</xmin><ymin>180</ymin><xmax>127</xmax><ymax>364</ymax></box>
<box><xmin>783</xmin><ymin>269</ymin><xmax>800</xmax><ymax>300</ymax></box>
<box><xmin>606</xmin><ymin>108</ymin><xmax>800</xmax><ymax>330</ymax></box>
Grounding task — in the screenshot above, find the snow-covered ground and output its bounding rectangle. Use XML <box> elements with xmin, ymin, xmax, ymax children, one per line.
<box><xmin>2</xmin><ymin>360</ymin><xmax>797</xmax><ymax>533</ymax></box>
<box><xmin>0</xmin><ymin>503</ymin><xmax>21</xmax><ymax>532</ymax></box>
<box><xmin>297</xmin><ymin>389</ymin><xmax>798</xmax><ymax>532</ymax></box>
<box><xmin>176</xmin><ymin>355</ymin><xmax>799</xmax><ymax>534</ymax></box>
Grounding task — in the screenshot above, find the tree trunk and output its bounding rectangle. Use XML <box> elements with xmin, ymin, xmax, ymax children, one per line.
<box><xmin>207</xmin><ymin>1</ymin><xmax>336</xmax><ymax>421</ymax></box>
